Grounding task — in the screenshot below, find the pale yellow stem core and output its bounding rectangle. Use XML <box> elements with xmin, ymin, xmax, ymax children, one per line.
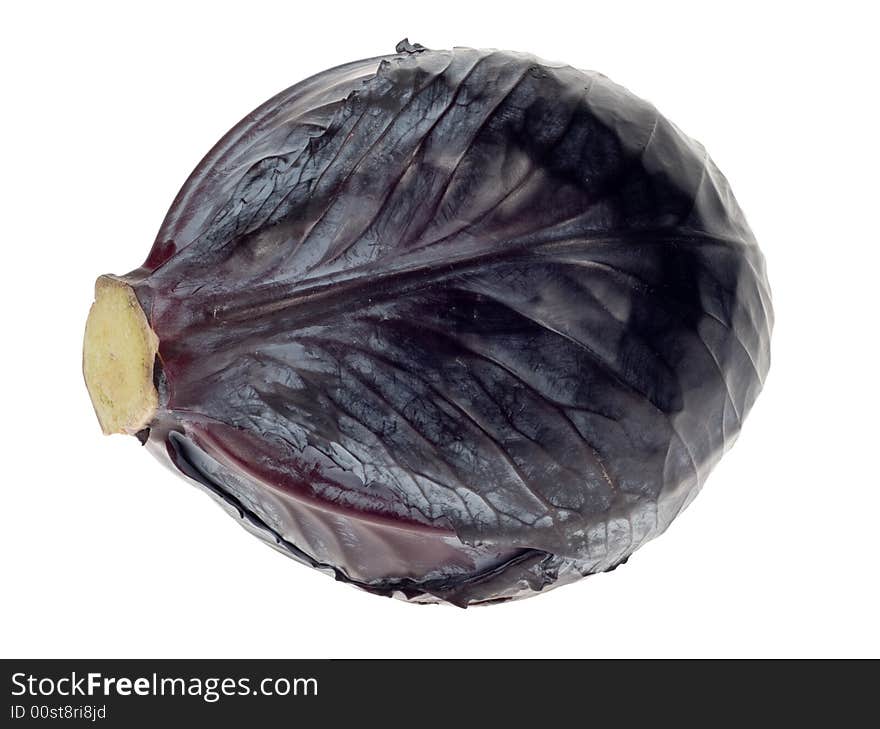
<box><xmin>83</xmin><ymin>275</ymin><xmax>159</xmax><ymax>435</ymax></box>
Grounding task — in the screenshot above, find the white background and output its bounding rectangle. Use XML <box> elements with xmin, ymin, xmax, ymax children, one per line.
<box><xmin>2</xmin><ymin>0</ymin><xmax>878</xmax><ymax>658</ymax></box>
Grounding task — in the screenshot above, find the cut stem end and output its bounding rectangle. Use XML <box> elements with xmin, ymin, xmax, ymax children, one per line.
<box><xmin>83</xmin><ymin>276</ymin><xmax>159</xmax><ymax>435</ymax></box>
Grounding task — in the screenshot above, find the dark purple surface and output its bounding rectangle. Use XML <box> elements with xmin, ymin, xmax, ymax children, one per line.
<box><xmin>117</xmin><ymin>43</ymin><xmax>772</xmax><ymax>605</ymax></box>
